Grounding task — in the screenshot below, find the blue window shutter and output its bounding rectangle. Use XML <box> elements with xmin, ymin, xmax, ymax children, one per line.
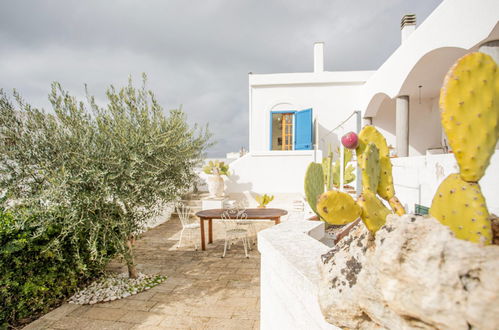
<box><xmin>294</xmin><ymin>108</ymin><xmax>313</xmax><ymax>150</ymax></box>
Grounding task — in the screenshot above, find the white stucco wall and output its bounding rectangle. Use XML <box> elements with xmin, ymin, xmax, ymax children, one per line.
<box><xmin>258</xmin><ymin>220</ymin><xmax>339</xmax><ymax>330</ymax></box>
<box><xmin>226</xmin><ymin>150</ymin><xmax>322</xmax><ymax>194</ymax></box>
<box><xmin>392</xmin><ymin>153</ymin><xmax>499</xmax><ymax>215</ymax></box>
<box><xmin>373</xmin><ymin>96</ymin><xmax>442</xmax><ymax>156</ymax></box>
<box><xmin>249</xmin><ymin>71</ymin><xmax>374</xmax><ymax>154</ymax></box>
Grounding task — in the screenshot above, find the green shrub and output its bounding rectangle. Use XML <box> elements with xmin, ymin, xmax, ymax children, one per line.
<box><xmin>0</xmin><ymin>207</ymin><xmax>112</xmax><ymax>328</ymax></box>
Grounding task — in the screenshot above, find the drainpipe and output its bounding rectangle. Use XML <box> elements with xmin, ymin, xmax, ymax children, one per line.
<box><xmin>396</xmin><ymin>95</ymin><xmax>410</xmax><ymax>157</ymax></box>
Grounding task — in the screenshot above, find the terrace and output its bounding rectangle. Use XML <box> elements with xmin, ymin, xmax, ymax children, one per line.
<box><xmin>24</xmin><ymin>215</ymin><xmax>271</xmax><ymax>330</ymax></box>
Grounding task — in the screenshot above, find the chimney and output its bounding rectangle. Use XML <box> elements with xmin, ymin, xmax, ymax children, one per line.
<box><xmin>314</xmin><ymin>42</ymin><xmax>324</xmax><ymax>73</ymax></box>
<box><xmin>401</xmin><ymin>14</ymin><xmax>416</xmax><ymax>43</ymax></box>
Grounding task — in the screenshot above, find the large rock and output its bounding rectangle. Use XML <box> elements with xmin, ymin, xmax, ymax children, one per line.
<box><xmin>318</xmin><ymin>215</ymin><xmax>499</xmax><ymax>330</ymax></box>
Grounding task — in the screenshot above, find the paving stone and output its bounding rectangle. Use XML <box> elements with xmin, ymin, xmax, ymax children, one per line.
<box><xmin>50</xmin><ymin>316</ymin><xmax>133</xmax><ymax>330</ymax></box>
<box><xmin>119</xmin><ymin>311</ymin><xmax>165</xmax><ymax>325</ymax></box>
<box><xmin>122</xmin><ymin>300</ymin><xmax>158</xmax><ymax>312</ymax></box>
<box><xmin>158</xmin><ymin>315</ymin><xmax>210</xmax><ymax>329</ymax></box>
<box><xmin>204</xmin><ymin>317</ymin><xmax>255</xmax><ymax>330</ymax></box>
<box><xmin>40</xmin><ymin>304</ymin><xmax>80</xmax><ymax>321</ymax></box>
<box><xmin>22</xmin><ymin>318</ymin><xmax>54</xmax><ymax>329</ymax></box>
<box><xmin>80</xmin><ymin>307</ymin><xmax>128</xmax><ymax>321</ymax></box>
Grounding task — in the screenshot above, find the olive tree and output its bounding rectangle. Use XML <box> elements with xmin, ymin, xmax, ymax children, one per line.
<box><xmin>0</xmin><ymin>75</ymin><xmax>212</xmax><ymax>278</ymax></box>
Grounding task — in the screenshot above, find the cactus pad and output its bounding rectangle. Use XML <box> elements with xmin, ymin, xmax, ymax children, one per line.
<box><xmin>304</xmin><ymin>162</ymin><xmax>325</xmax><ymax>217</ymax></box>
<box><xmin>357</xmin><ymin>191</ymin><xmax>391</xmax><ymax>234</ymax></box>
<box><xmin>378</xmin><ymin>157</ymin><xmax>396</xmax><ymax>200</ymax></box>
<box><xmin>316</xmin><ymin>190</ymin><xmax>361</xmax><ymax>225</ymax></box>
<box><xmin>357</xmin><ymin>126</ymin><xmax>390</xmax><ymax>158</ymax></box>
<box><xmin>358</xmin><ymin>142</ymin><xmax>380</xmax><ymax>193</ymax></box>
<box><xmin>430</xmin><ymin>173</ymin><xmax>491</xmax><ymax>244</ymax></box>
<box><xmin>440</xmin><ymin>52</ymin><xmax>499</xmax><ymax>182</ymax></box>
<box><xmin>388</xmin><ymin>196</ymin><xmax>405</xmax><ymax>216</ymax></box>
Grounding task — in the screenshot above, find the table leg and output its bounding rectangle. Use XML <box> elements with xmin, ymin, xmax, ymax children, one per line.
<box><xmin>200</xmin><ymin>218</ymin><xmax>206</xmax><ymax>251</ymax></box>
<box><xmin>208</xmin><ymin>219</ymin><xmax>213</xmax><ymax>244</ymax></box>
<box><xmin>275</xmin><ymin>217</ymin><xmax>281</xmax><ymax>225</ymax></box>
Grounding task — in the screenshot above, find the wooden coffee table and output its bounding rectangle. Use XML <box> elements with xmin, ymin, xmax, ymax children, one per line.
<box><xmin>195</xmin><ymin>208</ymin><xmax>288</xmax><ymax>251</ymax></box>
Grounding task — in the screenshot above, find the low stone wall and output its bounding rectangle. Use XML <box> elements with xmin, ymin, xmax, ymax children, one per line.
<box><xmin>258</xmin><ymin>220</ymin><xmax>339</xmax><ymax>330</ymax></box>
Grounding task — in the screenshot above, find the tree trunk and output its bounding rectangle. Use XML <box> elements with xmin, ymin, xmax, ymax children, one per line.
<box><xmin>126</xmin><ymin>238</ymin><xmax>138</xmax><ymax>279</ymax></box>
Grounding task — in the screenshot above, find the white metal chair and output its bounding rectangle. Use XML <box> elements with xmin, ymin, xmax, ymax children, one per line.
<box><xmin>287</xmin><ymin>199</ymin><xmax>305</xmax><ymax>221</ymax></box>
<box><xmin>221</xmin><ymin>208</ymin><xmax>250</xmax><ymax>258</ymax></box>
<box><xmin>176</xmin><ymin>202</ymin><xmax>199</xmax><ymax>250</ymax></box>
<box><xmin>226</xmin><ymin>201</ymin><xmax>257</xmax><ymax>245</ymax></box>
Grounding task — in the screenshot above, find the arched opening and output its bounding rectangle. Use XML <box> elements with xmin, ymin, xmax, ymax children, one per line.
<box><xmin>366</xmin><ymin>47</ymin><xmax>469</xmax><ymax>156</ymax></box>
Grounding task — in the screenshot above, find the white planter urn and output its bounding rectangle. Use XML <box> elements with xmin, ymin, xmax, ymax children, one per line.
<box><xmin>206</xmin><ymin>174</ymin><xmax>224</xmax><ymax>197</ymax></box>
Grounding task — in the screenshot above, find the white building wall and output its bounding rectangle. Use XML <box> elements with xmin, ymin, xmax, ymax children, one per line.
<box><xmin>373</xmin><ymin>96</ymin><xmax>442</xmax><ymax>156</ymax></box>
<box><xmin>249</xmin><ymin>71</ymin><xmax>373</xmax><ymax>154</ymax></box>
<box><xmin>226</xmin><ymin>150</ymin><xmax>322</xmax><ymax>194</ymax></box>
<box><xmin>392</xmin><ymin>153</ymin><xmax>499</xmax><ymax>215</ymax></box>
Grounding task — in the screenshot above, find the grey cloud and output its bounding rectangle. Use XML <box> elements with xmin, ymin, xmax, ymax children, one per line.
<box><xmin>0</xmin><ymin>0</ymin><xmax>442</xmax><ymax>156</ymax></box>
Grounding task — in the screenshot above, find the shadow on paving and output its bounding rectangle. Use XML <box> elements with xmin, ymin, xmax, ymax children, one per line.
<box><xmin>24</xmin><ymin>216</ymin><xmax>274</xmax><ymax>330</ymax></box>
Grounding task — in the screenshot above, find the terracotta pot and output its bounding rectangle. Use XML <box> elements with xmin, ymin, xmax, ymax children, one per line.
<box><xmin>206</xmin><ymin>174</ymin><xmax>224</xmax><ymax>197</ymax></box>
<box><xmin>258</xmin><ymin>205</ymin><xmax>266</xmax><ymax>209</ymax></box>
<box><xmin>307</xmin><ymin>215</ymin><xmax>320</xmax><ymax>221</ymax></box>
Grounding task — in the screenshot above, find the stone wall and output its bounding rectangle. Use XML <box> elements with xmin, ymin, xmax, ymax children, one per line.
<box><xmin>318</xmin><ymin>215</ymin><xmax>499</xmax><ymax>330</ymax></box>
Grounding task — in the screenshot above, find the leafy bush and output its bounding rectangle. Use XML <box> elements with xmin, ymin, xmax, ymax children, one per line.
<box><xmin>0</xmin><ymin>207</ymin><xmax>111</xmax><ymax>328</ymax></box>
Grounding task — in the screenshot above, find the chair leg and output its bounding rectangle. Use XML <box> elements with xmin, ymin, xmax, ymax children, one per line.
<box><xmin>242</xmin><ymin>235</ymin><xmax>249</xmax><ymax>258</ymax></box>
<box><xmin>177</xmin><ymin>228</ymin><xmax>185</xmax><ymax>248</ymax></box>
<box><xmin>222</xmin><ymin>237</ymin><xmax>228</xmax><ymax>258</ymax></box>
<box><xmin>192</xmin><ymin>230</ymin><xmax>198</xmax><ymax>251</ymax></box>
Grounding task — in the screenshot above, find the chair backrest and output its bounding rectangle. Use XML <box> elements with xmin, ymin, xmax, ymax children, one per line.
<box><xmin>176</xmin><ymin>202</ymin><xmax>193</xmax><ymax>227</ymax></box>
<box><xmin>221</xmin><ymin>208</ymin><xmax>248</xmax><ymax>230</ymax></box>
<box><xmin>287</xmin><ymin>200</ymin><xmax>305</xmax><ymax>221</ymax></box>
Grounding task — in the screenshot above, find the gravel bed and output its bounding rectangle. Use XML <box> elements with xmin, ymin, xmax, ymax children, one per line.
<box><xmin>68</xmin><ymin>272</ymin><xmax>166</xmax><ymax>305</ymax></box>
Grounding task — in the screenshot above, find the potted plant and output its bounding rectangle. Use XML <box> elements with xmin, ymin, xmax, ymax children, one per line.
<box><xmin>255</xmin><ymin>194</ymin><xmax>274</xmax><ymax>208</ymax></box>
<box><xmin>202</xmin><ymin>160</ymin><xmax>230</xmax><ymax>197</ymax></box>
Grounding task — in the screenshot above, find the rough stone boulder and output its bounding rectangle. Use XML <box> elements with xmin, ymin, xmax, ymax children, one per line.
<box><xmin>318</xmin><ymin>214</ymin><xmax>499</xmax><ymax>330</ymax></box>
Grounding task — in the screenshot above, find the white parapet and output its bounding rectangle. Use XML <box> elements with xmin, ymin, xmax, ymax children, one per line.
<box><xmin>225</xmin><ymin>150</ymin><xmax>322</xmax><ymax>194</ymax></box>
<box><xmin>258</xmin><ymin>220</ymin><xmax>339</xmax><ymax>330</ymax></box>
<box><xmin>391</xmin><ymin>152</ymin><xmax>499</xmax><ymax>215</ymax></box>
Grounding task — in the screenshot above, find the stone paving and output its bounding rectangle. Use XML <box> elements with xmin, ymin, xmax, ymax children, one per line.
<box><xmin>25</xmin><ymin>216</ymin><xmax>273</xmax><ymax>330</ymax></box>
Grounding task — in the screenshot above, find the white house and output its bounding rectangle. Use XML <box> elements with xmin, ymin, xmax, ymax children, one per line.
<box><xmin>225</xmin><ymin>0</ymin><xmax>499</xmax><ymax>214</ymax></box>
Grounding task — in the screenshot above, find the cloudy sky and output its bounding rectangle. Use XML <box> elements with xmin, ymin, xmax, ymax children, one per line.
<box><xmin>0</xmin><ymin>0</ymin><xmax>442</xmax><ymax>156</ymax></box>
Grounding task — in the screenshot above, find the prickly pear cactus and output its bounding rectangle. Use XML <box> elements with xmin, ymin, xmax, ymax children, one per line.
<box><xmin>440</xmin><ymin>52</ymin><xmax>499</xmax><ymax>182</ymax></box>
<box><xmin>358</xmin><ymin>142</ymin><xmax>380</xmax><ymax>193</ymax></box>
<box><xmin>316</xmin><ymin>190</ymin><xmax>361</xmax><ymax>225</ymax></box>
<box><xmin>304</xmin><ymin>162</ymin><xmax>325</xmax><ymax>217</ymax></box>
<box><xmin>430</xmin><ymin>52</ymin><xmax>499</xmax><ymax>245</ymax></box>
<box><xmin>388</xmin><ymin>196</ymin><xmax>405</xmax><ymax>216</ymax></box>
<box><xmin>357</xmin><ymin>191</ymin><xmax>391</xmax><ymax>234</ymax></box>
<box><xmin>322</xmin><ymin>145</ymin><xmax>334</xmax><ymax>190</ymax></box>
<box><xmin>430</xmin><ymin>174</ymin><xmax>491</xmax><ymax>244</ymax></box>
<box><xmin>356</xmin><ymin>125</ymin><xmax>406</xmax><ymax>215</ymax></box>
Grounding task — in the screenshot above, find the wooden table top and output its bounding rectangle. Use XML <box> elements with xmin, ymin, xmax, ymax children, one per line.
<box><xmin>195</xmin><ymin>208</ymin><xmax>288</xmax><ymax>219</ymax></box>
